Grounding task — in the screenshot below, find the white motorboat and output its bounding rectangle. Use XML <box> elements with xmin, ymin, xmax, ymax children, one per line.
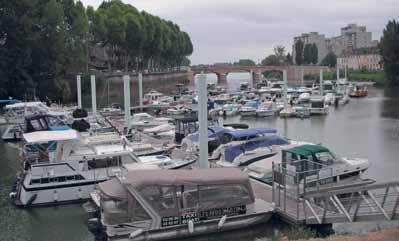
<box><xmin>10</xmin><ymin>129</ymin><xmax>138</xmax><ymax>207</ymax></box>
<box><xmin>240</xmin><ymin>101</ymin><xmax>258</xmax><ymax>116</ymax></box>
<box><xmin>309</xmin><ymin>96</ymin><xmax>329</xmax><ymax>115</ymax></box>
<box><xmin>256</xmin><ymin>102</ymin><xmax>277</xmax><ymax>117</ymax></box>
<box><xmin>324</xmin><ymin>93</ymin><xmax>336</xmax><ymax>105</ymax></box>
<box><xmin>87</xmin><ymin>168</ymin><xmax>274</xmax><ymax>241</ymax></box>
<box><xmin>215</xmin><ymin>135</ymin><xmax>289</xmax><ymax>167</ymax></box>
<box><xmin>246</xmin><ymin>144</ymin><xmax>369</xmax><ymax>189</ymax></box>
<box><xmin>166</xmin><ymin>105</ymin><xmax>190</xmax><ymax>116</ymax></box>
<box><xmin>219</xmin><ymin>103</ymin><xmax>240</xmax><ymax>116</ymax></box>
<box><xmin>297</xmin><ymin>92</ymin><xmax>311</xmax><ymax>104</ymax></box>
<box><xmin>130</xmin><ymin>113</ymin><xmax>172</xmax><ymax>130</ymax></box>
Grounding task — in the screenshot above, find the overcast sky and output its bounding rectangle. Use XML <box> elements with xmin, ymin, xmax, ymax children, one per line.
<box><xmin>81</xmin><ymin>0</ymin><xmax>398</xmax><ymax>64</ymax></box>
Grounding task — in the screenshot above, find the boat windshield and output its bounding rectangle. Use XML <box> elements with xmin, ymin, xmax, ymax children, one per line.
<box><xmin>314</xmin><ymin>151</ymin><xmax>344</xmax><ymax>165</ymax></box>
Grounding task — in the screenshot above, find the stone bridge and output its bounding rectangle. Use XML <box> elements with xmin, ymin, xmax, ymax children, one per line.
<box><xmin>188</xmin><ymin>65</ymin><xmax>330</xmax><ymax>86</ymax></box>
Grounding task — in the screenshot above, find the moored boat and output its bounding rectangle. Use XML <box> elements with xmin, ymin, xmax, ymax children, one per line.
<box><xmin>87</xmin><ymin>168</ymin><xmax>274</xmax><ymax>241</ymax></box>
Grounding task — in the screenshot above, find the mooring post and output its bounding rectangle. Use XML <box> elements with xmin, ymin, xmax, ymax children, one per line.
<box><xmin>138</xmin><ymin>72</ymin><xmax>143</xmax><ymax>109</ymax></box>
<box><xmin>123</xmin><ymin>75</ymin><xmax>131</xmax><ymax>132</ymax></box>
<box><xmin>198</xmin><ymin>72</ymin><xmax>209</xmax><ymax>169</ymax></box>
<box><xmin>283</xmin><ymin>70</ymin><xmax>288</xmax><ymax>108</ymax></box>
<box><xmin>77</xmin><ymin>75</ymin><xmax>82</xmax><ymax>109</ymax></box>
<box><xmin>320</xmin><ymin>70</ymin><xmax>324</xmax><ymax>96</ymax></box>
<box><xmin>90</xmin><ymin>75</ymin><xmax>97</xmax><ymax>116</ymax></box>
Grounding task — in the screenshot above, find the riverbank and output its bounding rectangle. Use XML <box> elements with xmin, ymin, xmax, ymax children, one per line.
<box><xmin>279</xmin><ymin>227</ymin><xmax>399</xmax><ymax>241</ymax></box>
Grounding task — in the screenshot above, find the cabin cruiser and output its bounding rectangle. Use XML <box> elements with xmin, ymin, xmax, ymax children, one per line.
<box><xmin>322</xmin><ymin>80</ymin><xmax>335</xmax><ymax>94</ymax></box>
<box><xmin>240</xmin><ymin>101</ymin><xmax>258</xmax><ymax>116</ymax></box>
<box><xmin>87</xmin><ymin>168</ymin><xmax>274</xmax><ymax>241</ymax></box>
<box><xmin>10</xmin><ymin>129</ymin><xmax>138</xmax><ymax>207</ymax></box>
<box><xmin>143</xmin><ymin>90</ymin><xmax>171</xmax><ymax>106</ymax></box>
<box><xmin>309</xmin><ymin>96</ymin><xmax>329</xmax><ymax>115</ymax></box>
<box><xmin>183</xmin><ymin>127</ymin><xmax>277</xmax><ymax>157</ymax></box>
<box><xmin>279</xmin><ymin>106</ymin><xmax>296</xmax><ymax>118</ymax></box>
<box><xmin>142</xmin><ymin>124</ymin><xmax>175</xmax><ymax>140</ymax></box>
<box><xmin>246</xmin><ymin>144</ymin><xmax>369</xmax><ymax>188</ymax></box>
<box><xmin>297</xmin><ymin>92</ymin><xmax>311</xmax><ymax>104</ymax></box>
<box><xmin>215</xmin><ymin>135</ymin><xmax>289</xmax><ymax>167</ymax></box>
<box><xmin>166</xmin><ymin>105</ymin><xmax>190</xmax><ymax>116</ymax></box>
<box><xmin>130</xmin><ymin>113</ymin><xmax>172</xmax><ymax>130</ymax></box>
<box><xmin>10</xmin><ymin>129</ymin><xmax>192</xmax><ymax>207</ymax></box>
<box><xmin>256</xmin><ymin>102</ymin><xmax>277</xmax><ymax>117</ymax></box>
<box><xmin>220</xmin><ymin>103</ymin><xmax>240</xmax><ymax>116</ymax></box>
<box><xmin>324</xmin><ymin>93</ymin><xmax>336</xmax><ymax>105</ymax></box>
<box><xmin>2</xmin><ymin>113</ymin><xmax>69</xmax><ymax>140</ymax></box>
<box><xmin>293</xmin><ymin>106</ymin><xmax>311</xmax><ymax>118</ymax></box>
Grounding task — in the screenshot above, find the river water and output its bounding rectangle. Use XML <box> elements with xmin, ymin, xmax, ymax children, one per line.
<box><xmin>1</xmin><ymin>73</ymin><xmax>398</xmax><ymax>241</ymax></box>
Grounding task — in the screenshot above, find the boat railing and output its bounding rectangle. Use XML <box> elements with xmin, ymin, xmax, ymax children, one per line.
<box><xmin>271</xmin><ymin>161</ymin><xmax>399</xmax><ymax>224</ymax></box>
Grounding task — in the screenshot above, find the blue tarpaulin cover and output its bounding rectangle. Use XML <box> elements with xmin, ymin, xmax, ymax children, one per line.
<box><xmin>224</xmin><ymin>135</ymin><xmax>289</xmax><ymax>162</ymax></box>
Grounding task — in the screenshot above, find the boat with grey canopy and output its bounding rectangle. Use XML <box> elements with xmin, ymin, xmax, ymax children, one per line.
<box><xmin>87</xmin><ymin>168</ymin><xmax>274</xmax><ymax>241</ymax></box>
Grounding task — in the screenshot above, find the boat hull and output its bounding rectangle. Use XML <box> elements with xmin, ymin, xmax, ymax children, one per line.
<box><xmin>101</xmin><ymin>211</ymin><xmax>273</xmax><ymax>241</ymax></box>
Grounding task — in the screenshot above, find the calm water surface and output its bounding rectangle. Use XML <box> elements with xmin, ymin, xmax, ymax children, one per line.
<box><xmin>1</xmin><ymin>74</ymin><xmax>399</xmax><ymax>241</ymax></box>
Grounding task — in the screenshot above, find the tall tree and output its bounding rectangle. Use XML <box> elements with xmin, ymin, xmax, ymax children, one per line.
<box><xmin>321</xmin><ymin>52</ymin><xmax>337</xmax><ymax>67</ymax></box>
<box><xmin>294</xmin><ymin>40</ymin><xmax>304</xmax><ymax>65</ymax></box>
<box><xmin>261</xmin><ymin>55</ymin><xmax>280</xmax><ymax>66</ymax></box>
<box><xmin>286</xmin><ymin>53</ymin><xmax>293</xmax><ymax>65</ymax></box>
<box><xmin>311</xmin><ymin>43</ymin><xmax>318</xmax><ymax>64</ymax></box>
<box><xmin>379</xmin><ymin>20</ymin><xmax>399</xmax><ymax>86</ymax></box>
<box><xmin>303</xmin><ymin>44</ymin><xmax>312</xmax><ymax>64</ymax></box>
<box><xmin>274</xmin><ymin>45</ymin><xmax>286</xmax><ymax>64</ymax></box>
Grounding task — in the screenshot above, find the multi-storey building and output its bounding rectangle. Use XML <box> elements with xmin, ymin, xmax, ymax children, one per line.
<box><xmin>293</xmin><ymin>24</ymin><xmax>378</xmax><ymax>64</ymax></box>
<box><xmin>337</xmin><ymin>47</ymin><xmax>382</xmax><ymax>71</ymax></box>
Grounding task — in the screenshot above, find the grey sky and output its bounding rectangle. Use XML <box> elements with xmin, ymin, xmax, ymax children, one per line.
<box><xmin>81</xmin><ymin>0</ymin><xmax>398</xmax><ymax>64</ymax></box>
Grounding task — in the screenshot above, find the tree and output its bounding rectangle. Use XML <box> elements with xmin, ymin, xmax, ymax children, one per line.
<box><xmin>294</xmin><ymin>40</ymin><xmax>304</xmax><ymax>65</ymax></box>
<box><xmin>311</xmin><ymin>43</ymin><xmax>318</xmax><ymax>64</ymax></box>
<box><xmin>234</xmin><ymin>59</ymin><xmax>256</xmax><ymax>66</ymax></box>
<box><xmin>261</xmin><ymin>55</ymin><xmax>280</xmax><ymax>66</ymax></box>
<box><xmin>286</xmin><ymin>53</ymin><xmax>293</xmax><ymax>65</ymax></box>
<box><xmin>379</xmin><ymin>20</ymin><xmax>399</xmax><ymax>86</ymax></box>
<box><xmin>321</xmin><ymin>52</ymin><xmax>337</xmax><ymax>68</ymax></box>
<box><xmin>274</xmin><ymin>45</ymin><xmax>286</xmax><ymax>64</ymax></box>
<box><xmin>303</xmin><ymin>44</ymin><xmax>312</xmax><ymax>64</ymax></box>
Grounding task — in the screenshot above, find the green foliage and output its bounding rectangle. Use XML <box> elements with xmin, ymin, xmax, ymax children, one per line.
<box><xmin>234</xmin><ymin>59</ymin><xmax>256</xmax><ymax>66</ymax></box>
<box><xmin>0</xmin><ymin>0</ymin><xmax>193</xmax><ymax>101</ymax></box>
<box><xmin>303</xmin><ymin>43</ymin><xmax>318</xmax><ymax>64</ymax></box>
<box><xmin>261</xmin><ymin>55</ymin><xmax>280</xmax><ymax>66</ymax></box>
<box><xmin>261</xmin><ymin>46</ymin><xmax>288</xmax><ymax>66</ymax></box>
<box><xmin>379</xmin><ymin>19</ymin><xmax>399</xmax><ymax>86</ymax></box>
<box><xmin>295</xmin><ymin>40</ymin><xmax>304</xmax><ymax>65</ymax></box>
<box><xmin>286</xmin><ymin>53</ymin><xmax>293</xmax><ymax>65</ymax></box>
<box><xmin>321</xmin><ymin>52</ymin><xmax>337</xmax><ymax>67</ymax></box>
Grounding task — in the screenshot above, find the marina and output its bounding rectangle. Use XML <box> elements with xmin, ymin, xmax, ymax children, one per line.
<box><xmin>0</xmin><ymin>73</ymin><xmax>399</xmax><ymax>241</ymax></box>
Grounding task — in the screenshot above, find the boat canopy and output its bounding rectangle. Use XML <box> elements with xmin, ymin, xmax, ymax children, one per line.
<box><xmin>245</xmin><ymin>100</ymin><xmax>259</xmax><ymax>108</ymax></box>
<box><xmin>99</xmin><ymin>178</ymin><xmax>128</xmax><ymax>201</ymax></box>
<box><xmin>0</xmin><ymin>99</ymin><xmax>20</xmax><ymax>104</ymax></box>
<box><xmin>23</xmin><ymin>129</ymin><xmax>78</xmax><ymax>143</ymax></box>
<box><xmin>224</xmin><ymin>135</ymin><xmax>289</xmax><ymax>162</ymax></box>
<box><xmin>124</xmin><ymin>168</ymin><xmax>251</xmax><ymax>189</ymax></box>
<box><xmin>286</xmin><ymin>144</ymin><xmax>330</xmax><ymax>156</ymax></box>
<box><xmin>187</xmin><ymin>126</ymin><xmax>230</xmax><ymax>141</ymax></box>
<box><xmin>228</xmin><ymin>128</ymin><xmax>277</xmax><ymax>139</ymax></box>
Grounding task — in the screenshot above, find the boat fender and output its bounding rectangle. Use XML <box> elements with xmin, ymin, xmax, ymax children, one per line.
<box><xmin>129</xmin><ymin>229</ymin><xmax>143</xmax><ymax>239</ymax></box>
<box><xmin>53</xmin><ymin>190</ymin><xmax>58</xmax><ymax>202</ymax></box>
<box><xmin>26</xmin><ymin>193</ymin><xmax>37</xmax><ymax>206</ymax></box>
<box><xmin>9</xmin><ymin>192</ymin><xmax>16</xmax><ymax>199</ymax></box>
<box><xmin>217</xmin><ymin>215</ymin><xmax>227</xmax><ymax>229</ymax></box>
<box><xmin>188</xmin><ymin>220</ymin><xmax>194</xmax><ymax>234</ymax></box>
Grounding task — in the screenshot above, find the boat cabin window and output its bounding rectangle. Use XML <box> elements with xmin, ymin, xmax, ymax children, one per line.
<box><xmin>311</xmin><ymin>101</ymin><xmax>324</xmax><ymax>108</ymax></box>
<box><xmin>140</xmin><ymin>186</ymin><xmax>178</xmax><ymax>216</ymax></box>
<box><xmin>102</xmin><ymin>199</ymin><xmax>129</xmax><ymax>225</ymax></box>
<box><xmin>29</xmin><ymin>175</ymin><xmax>85</xmax><ymax>185</ymax></box>
<box><xmin>87</xmin><ymin>156</ymin><xmax>122</xmax><ymax>169</ymax></box>
<box><xmin>314</xmin><ymin>152</ymin><xmax>342</xmax><ymax>165</ymax></box>
<box><xmin>198</xmin><ymin>184</ymin><xmax>252</xmax><ymax>210</ymax></box>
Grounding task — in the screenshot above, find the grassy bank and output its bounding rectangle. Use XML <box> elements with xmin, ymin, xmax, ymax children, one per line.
<box><xmin>322</xmin><ymin>70</ymin><xmax>387</xmax><ymax>86</ymax></box>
